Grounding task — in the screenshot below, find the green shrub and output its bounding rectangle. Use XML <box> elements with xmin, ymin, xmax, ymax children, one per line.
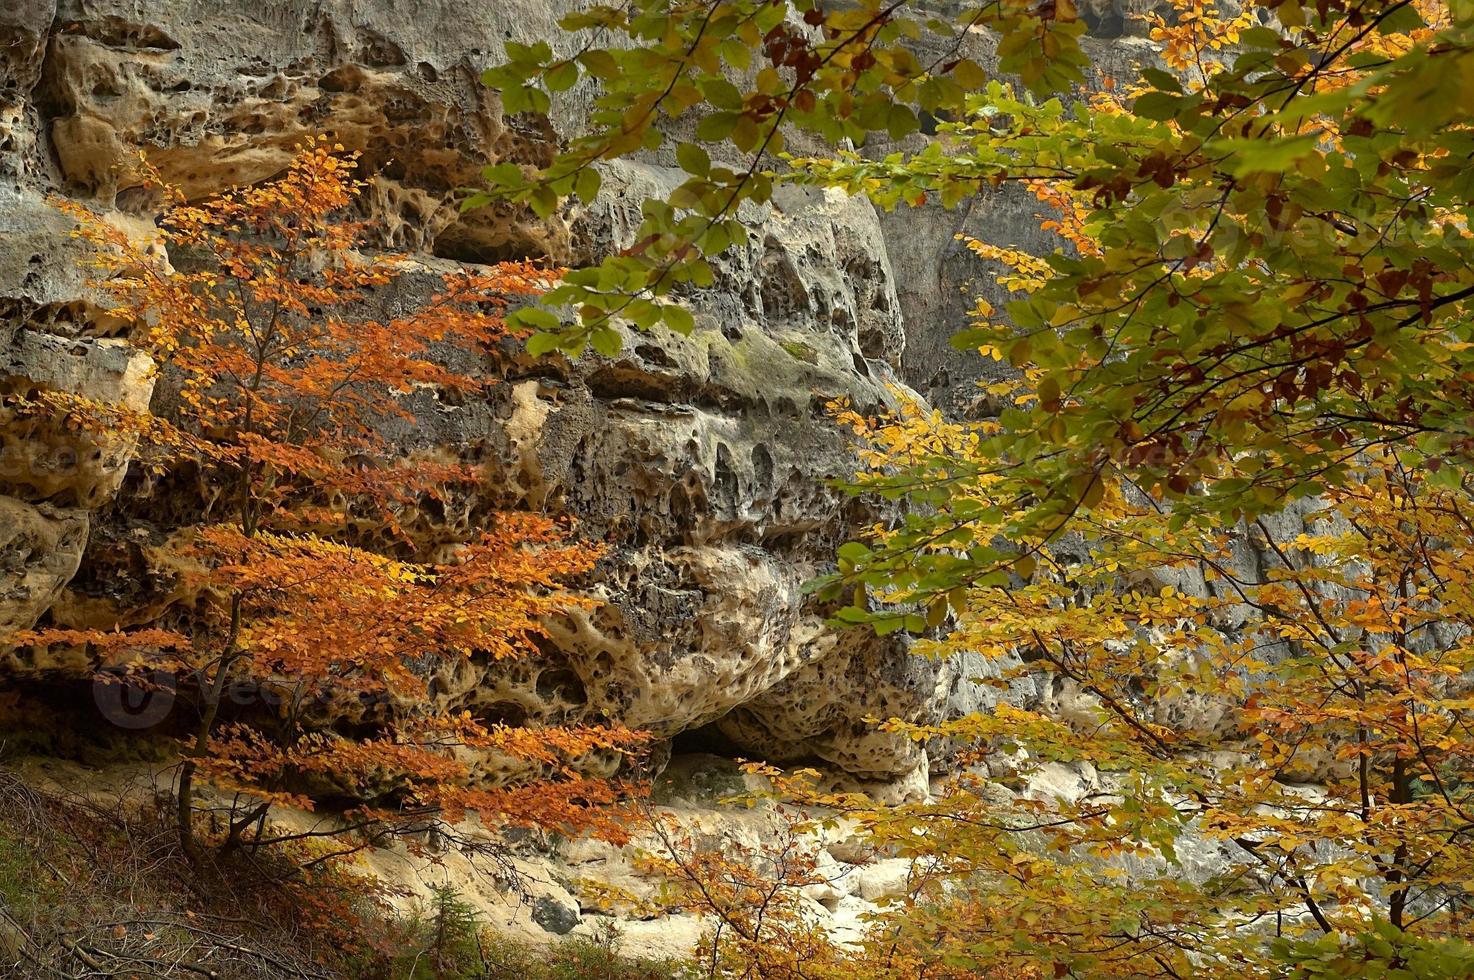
<box><xmin>1271</xmin><ymin>920</ymin><xmax>1474</xmax><ymax>979</ymax></box>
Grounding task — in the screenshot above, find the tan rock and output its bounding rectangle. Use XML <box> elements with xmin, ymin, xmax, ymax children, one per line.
<box><xmin>1</xmin><ymin>332</ymin><xmax>156</xmax><ymax>508</ymax></box>
<box><xmin>0</xmin><ymin>497</ymin><xmax>87</xmax><ymax>643</ymax></box>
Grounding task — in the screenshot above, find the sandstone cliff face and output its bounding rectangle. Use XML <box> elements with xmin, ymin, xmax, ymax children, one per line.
<box><xmin>3</xmin><ymin>0</ymin><xmax>1277</xmax><ymax>954</ymax></box>
<box><xmin>0</xmin><ymin>0</ymin><xmax>1018</xmax><ymax>790</ymax></box>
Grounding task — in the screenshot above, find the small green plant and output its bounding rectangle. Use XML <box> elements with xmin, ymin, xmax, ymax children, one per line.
<box><xmin>0</xmin><ymin>828</ymin><xmax>40</xmax><ymax>919</ymax></box>
<box><xmin>480</xmin><ymin>918</ymin><xmax>690</xmax><ymax>980</ymax></box>
<box><xmin>779</xmin><ymin>340</ymin><xmax>817</xmax><ymax>364</ymax></box>
<box><xmin>381</xmin><ymin>884</ymin><xmax>486</xmax><ymax>980</ymax></box>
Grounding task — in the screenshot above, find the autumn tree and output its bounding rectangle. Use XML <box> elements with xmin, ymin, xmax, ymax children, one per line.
<box><xmin>638</xmin><ymin>800</ymin><xmax>848</xmax><ymax>980</ymax></box>
<box><xmin>624</xmin><ymin>407</ymin><xmax>1474</xmax><ymax>976</ymax></box>
<box><xmin>804</xmin><ymin>400</ymin><xmax>1474</xmax><ymax>975</ymax></box>
<box><xmin>476</xmin><ymin>0</ymin><xmax>1474</xmax><ymax>521</ymax></box>
<box><xmin>22</xmin><ymin>142</ymin><xmax>644</xmax><ymax>868</ymax></box>
<box><xmin>473</xmin><ymin>0</ymin><xmax>1474</xmax><ymax>972</ymax></box>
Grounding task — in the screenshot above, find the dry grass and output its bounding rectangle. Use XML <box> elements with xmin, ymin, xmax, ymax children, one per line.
<box><xmin>0</xmin><ymin>766</ymin><xmax>340</xmax><ymax>978</ymax></box>
<box><xmin>0</xmin><ymin>765</ymin><xmax>690</xmax><ymax>979</ymax></box>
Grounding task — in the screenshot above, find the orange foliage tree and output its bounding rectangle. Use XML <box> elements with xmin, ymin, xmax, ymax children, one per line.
<box><xmin>638</xmin><ymin>801</ymin><xmax>846</xmax><ymax>980</ymax></box>
<box><xmin>25</xmin><ymin>141</ymin><xmax>645</xmax><ymax>866</ymax></box>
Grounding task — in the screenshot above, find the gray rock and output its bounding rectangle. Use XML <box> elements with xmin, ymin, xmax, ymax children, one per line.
<box><xmin>531</xmin><ymin>895</ymin><xmax>580</xmax><ymax>935</ymax></box>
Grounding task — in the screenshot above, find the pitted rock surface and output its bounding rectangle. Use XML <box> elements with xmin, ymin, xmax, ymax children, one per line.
<box><xmin>0</xmin><ymin>0</ymin><xmax>1001</xmax><ymax>785</ymax></box>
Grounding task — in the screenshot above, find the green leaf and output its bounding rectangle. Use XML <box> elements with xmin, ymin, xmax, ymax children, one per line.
<box><xmin>545</xmin><ymin>60</ymin><xmax>579</xmax><ymax>92</ymax></box>
<box><xmin>676</xmin><ymin>142</ymin><xmax>711</xmax><ymax>177</ymax></box>
<box><xmin>952</xmin><ymin>58</ymin><xmax>987</xmax><ymax>91</ymax></box>
<box><xmin>687</xmin><ymin>260</ymin><xmax>715</xmax><ymax>288</ymax></box>
<box><xmin>1376</xmin><ymin>2</ymin><xmax>1423</xmax><ymax>33</ymax></box>
<box><xmin>627</xmin><ymin>299</ymin><xmax>662</xmax><ymax>329</ymax></box>
<box><xmin>700</xmin><ymin>78</ymin><xmax>744</xmax><ymax>111</ymax></box>
<box><xmin>525</xmin><ymin>332</ymin><xmax>562</xmax><ymax>357</ymax></box>
<box><xmin>482</xmin><ymin>162</ymin><xmax>524</xmax><ymax>190</ymax></box>
<box><xmin>1139</xmin><ymin>67</ymin><xmax>1182</xmax><ymax>93</ymax></box>
<box><xmin>874</xmin><ymin>616</ymin><xmax>902</xmax><ymax>636</ymax></box>
<box><xmin>1226</xmin><ymin>133</ymin><xmax>1322</xmax><ymax>177</ymax></box>
<box><xmin>589</xmin><ymin>326</ymin><xmax>622</xmax><ymax>357</ymax></box>
<box><xmin>579</xmin><ymin>49</ymin><xmax>619</xmax><ymax>78</ymax></box>
<box><xmin>1133</xmin><ymin>91</ymin><xmax>1182</xmax><ymax>121</ymax></box>
<box><xmin>695</xmin><ymin>112</ymin><xmax>739</xmax><ymax>142</ymax></box>
<box><xmin>511</xmin><ymin>307</ymin><xmax>560</xmax><ymax>333</ymax></box>
<box><xmin>575</xmin><ymin>167</ymin><xmax>601</xmax><ymax>204</ymax></box>
<box><xmin>529</xmin><ymin>184</ymin><xmax>559</xmax><ymax>218</ymax></box>
<box><xmin>663</xmin><ymin>305</ymin><xmax>696</xmax><ymax>334</ymax></box>
<box><xmin>887</xmin><ymin>105</ymin><xmax>919</xmax><ymax>139</ymax></box>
